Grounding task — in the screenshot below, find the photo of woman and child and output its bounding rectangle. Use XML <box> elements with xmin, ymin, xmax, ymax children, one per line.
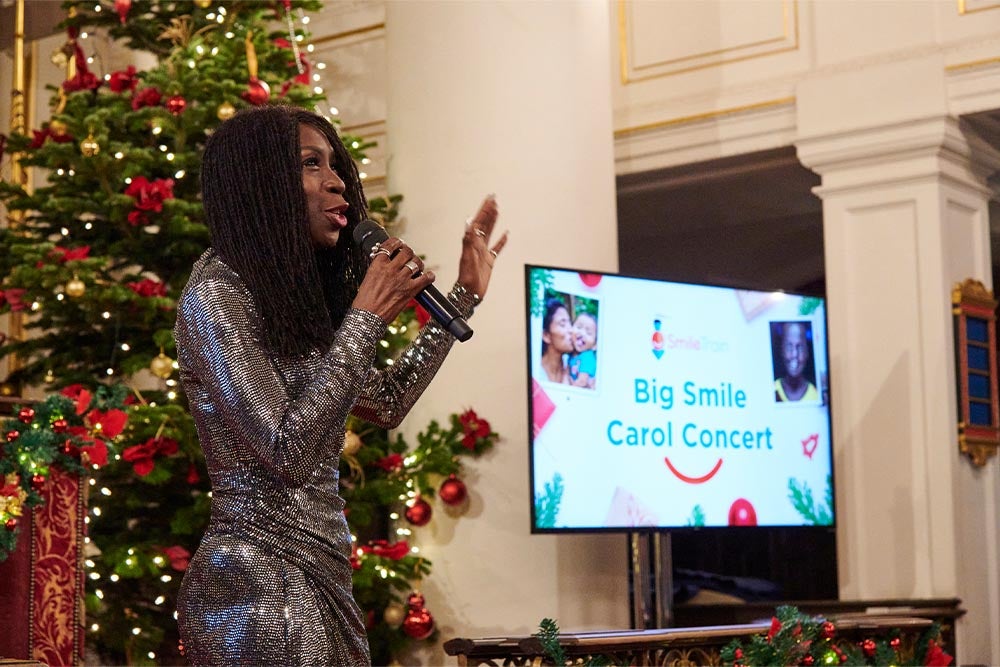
<box><xmin>538</xmin><ymin>294</ymin><xmax>599</xmax><ymax>390</ymax></box>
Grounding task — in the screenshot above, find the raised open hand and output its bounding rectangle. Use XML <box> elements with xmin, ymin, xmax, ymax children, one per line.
<box><xmin>457</xmin><ymin>194</ymin><xmax>508</xmax><ymax>300</ymax></box>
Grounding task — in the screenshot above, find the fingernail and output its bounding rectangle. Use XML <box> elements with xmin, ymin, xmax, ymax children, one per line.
<box><xmin>465</xmin><ymin>216</ymin><xmax>473</xmax><ymax>227</ymax></box>
<box><xmin>486</xmin><ymin>193</ymin><xmax>496</xmax><ymax>202</ymax></box>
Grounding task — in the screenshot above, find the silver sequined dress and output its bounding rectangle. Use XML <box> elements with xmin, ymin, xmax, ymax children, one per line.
<box><xmin>174</xmin><ymin>250</ymin><xmax>475</xmax><ymax>666</ymax></box>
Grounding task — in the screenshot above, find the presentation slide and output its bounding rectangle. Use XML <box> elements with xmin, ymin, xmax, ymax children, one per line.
<box><xmin>528</xmin><ymin>266</ymin><xmax>834</xmax><ymax>531</ymax></box>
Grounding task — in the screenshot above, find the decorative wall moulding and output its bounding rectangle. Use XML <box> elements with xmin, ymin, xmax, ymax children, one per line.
<box><xmin>617</xmin><ymin>0</ymin><xmax>798</xmax><ymax>83</ymax></box>
<box><xmin>952</xmin><ymin>278</ymin><xmax>999</xmax><ymax>467</ymax></box>
<box><xmin>957</xmin><ymin>0</ymin><xmax>1000</xmax><ymax>14</ymax></box>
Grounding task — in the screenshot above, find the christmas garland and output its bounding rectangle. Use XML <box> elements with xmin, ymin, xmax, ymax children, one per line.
<box><xmin>721</xmin><ymin>605</ymin><xmax>953</xmax><ymax>667</ymax></box>
<box><xmin>534</xmin><ymin>606</ymin><xmax>953</xmax><ymax>667</ymax></box>
<box><xmin>1</xmin><ymin>385</ymin><xmax>128</xmax><ymax>559</ymax></box>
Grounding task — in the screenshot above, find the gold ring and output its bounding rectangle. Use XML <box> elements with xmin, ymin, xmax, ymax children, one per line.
<box><xmin>489</xmin><ymin>249</ymin><xmax>498</xmax><ymax>259</ymax></box>
<box><xmin>404</xmin><ymin>260</ymin><xmax>419</xmax><ymax>275</ymax></box>
<box><xmin>474</xmin><ymin>229</ymin><xmax>486</xmax><ymax>238</ymax></box>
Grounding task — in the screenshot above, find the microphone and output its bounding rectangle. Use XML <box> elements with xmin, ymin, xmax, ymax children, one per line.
<box><xmin>353</xmin><ymin>219</ymin><xmax>474</xmax><ymax>342</ymax></box>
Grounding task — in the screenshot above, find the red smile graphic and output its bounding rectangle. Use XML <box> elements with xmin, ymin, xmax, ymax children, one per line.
<box><xmin>664</xmin><ymin>457</ymin><xmax>723</xmax><ymax>484</ymax></box>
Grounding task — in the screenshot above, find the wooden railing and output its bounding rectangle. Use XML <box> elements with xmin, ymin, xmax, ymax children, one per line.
<box><xmin>443</xmin><ymin>615</ymin><xmax>935</xmax><ymax>667</ymax></box>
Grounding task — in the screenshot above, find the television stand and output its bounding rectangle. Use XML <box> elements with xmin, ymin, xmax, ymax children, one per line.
<box><xmin>628</xmin><ymin>532</ymin><xmax>673</xmax><ymax>629</ymax></box>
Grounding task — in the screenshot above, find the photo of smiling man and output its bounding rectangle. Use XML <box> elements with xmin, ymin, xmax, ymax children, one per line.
<box><xmin>771</xmin><ymin>320</ymin><xmax>820</xmax><ymax>403</ymax></box>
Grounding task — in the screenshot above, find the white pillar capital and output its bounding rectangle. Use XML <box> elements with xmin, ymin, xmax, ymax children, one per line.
<box><xmin>796</xmin><ymin>115</ymin><xmax>1000</xmax><ymax>199</ymax></box>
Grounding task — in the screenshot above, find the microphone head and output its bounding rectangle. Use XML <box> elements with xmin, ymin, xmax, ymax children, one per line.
<box><xmin>353</xmin><ymin>219</ymin><xmax>389</xmax><ymax>255</ymax></box>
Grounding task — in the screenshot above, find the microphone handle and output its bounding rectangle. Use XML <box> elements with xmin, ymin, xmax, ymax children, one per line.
<box><xmin>415</xmin><ymin>284</ymin><xmax>474</xmax><ymax>342</ymax></box>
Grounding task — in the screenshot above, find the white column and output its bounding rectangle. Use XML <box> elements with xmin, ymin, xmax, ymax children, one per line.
<box><xmin>796</xmin><ymin>55</ymin><xmax>1000</xmax><ymax>665</ymax></box>
<box><xmin>383</xmin><ymin>0</ymin><xmax>625</xmax><ymax>661</ymax></box>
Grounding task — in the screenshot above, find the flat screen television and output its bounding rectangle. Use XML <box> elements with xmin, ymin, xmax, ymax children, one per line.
<box><xmin>527</xmin><ymin>264</ymin><xmax>835</xmax><ymax>533</ymax></box>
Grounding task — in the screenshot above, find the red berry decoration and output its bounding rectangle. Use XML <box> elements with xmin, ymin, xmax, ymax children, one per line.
<box><xmin>861</xmin><ymin>638</ymin><xmax>876</xmax><ymax>657</ymax></box>
<box><xmin>31</xmin><ymin>474</ymin><xmax>46</xmax><ymax>491</ymax></box>
<box><xmin>890</xmin><ymin>637</ymin><xmax>901</xmax><ymax>649</ymax></box>
<box><xmin>62</xmin><ymin>440</ymin><xmax>76</xmax><ymax>456</ymax></box>
<box><xmin>6</xmin><ymin>430</ymin><xmax>19</xmax><ymax>443</ymax></box>
<box><xmin>18</xmin><ymin>407</ymin><xmax>35</xmax><ymax>424</ymax></box>
<box><xmin>438</xmin><ymin>474</ymin><xmax>467</xmax><ymax>506</ymax></box>
<box><xmin>404</xmin><ymin>497</ymin><xmax>432</xmax><ymax>526</ymax></box>
<box><xmin>734</xmin><ymin>648</ymin><xmax>743</xmax><ymax>659</ymax></box>
<box><xmin>802</xmin><ymin>656</ymin><xmax>814</xmax><ymax>666</ymax></box>
<box><xmin>5</xmin><ymin>518</ymin><xmax>17</xmax><ymax>531</ymax></box>
<box><xmin>166</xmin><ymin>95</ymin><xmax>187</xmax><ymax>115</ymax></box>
<box><xmin>821</xmin><ymin>621</ymin><xmax>836</xmax><ymax>640</ymax></box>
<box><xmin>728</xmin><ymin>498</ymin><xmax>757</xmax><ymax>526</ymax></box>
<box><xmin>52</xmin><ymin>418</ymin><xmax>68</xmax><ymax>433</ymax></box>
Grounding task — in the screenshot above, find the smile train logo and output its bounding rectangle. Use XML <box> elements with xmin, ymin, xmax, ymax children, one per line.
<box><xmin>652</xmin><ymin>318</ymin><xmax>664</xmax><ymax>360</ymax></box>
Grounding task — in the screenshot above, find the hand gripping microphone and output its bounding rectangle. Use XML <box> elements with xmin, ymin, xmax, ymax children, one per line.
<box><xmin>353</xmin><ymin>219</ymin><xmax>474</xmax><ymax>342</ymax></box>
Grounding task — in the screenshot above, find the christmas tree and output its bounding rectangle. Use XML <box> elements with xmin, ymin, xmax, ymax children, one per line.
<box><xmin>0</xmin><ymin>2</ymin><xmax>498</xmax><ymax>664</ymax></box>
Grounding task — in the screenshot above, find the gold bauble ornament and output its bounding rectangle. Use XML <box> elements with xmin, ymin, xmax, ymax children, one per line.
<box><xmin>80</xmin><ymin>133</ymin><xmax>100</xmax><ymax>157</ymax></box>
<box><xmin>383</xmin><ymin>603</ymin><xmax>406</xmax><ymax>628</ymax></box>
<box><xmin>150</xmin><ymin>351</ymin><xmax>175</xmax><ymax>379</ymax></box>
<box><xmin>65</xmin><ymin>276</ymin><xmax>86</xmax><ymax>298</ymax></box>
<box><xmin>0</xmin><ymin>383</ymin><xmax>17</xmax><ymax>397</ymax></box>
<box><xmin>194</xmin><ymin>0</ymin><xmax>212</xmax><ymax>7</ymax></box>
<box><xmin>48</xmin><ymin>119</ymin><xmax>69</xmax><ymax>137</ymax></box>
<box><xmin>343</xmin><ymin>430</ymin><xmax>363</xmax><ymax>457</ymax></box>
<box><xmin>216</xmin><ymin>101</ymin><xmax>236</xmax><ymax>121</ymax></box>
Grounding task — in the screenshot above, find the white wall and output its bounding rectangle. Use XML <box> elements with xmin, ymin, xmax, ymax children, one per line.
<box><xmin>382</xmin><ymin>3</ymin><xmax>624</xmax><ymax>663</ymax></box>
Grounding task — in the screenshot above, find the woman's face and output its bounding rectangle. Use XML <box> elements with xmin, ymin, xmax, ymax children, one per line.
<box><xmin>543</xmin><ymin>306</ymin><xmax>574</xmax><ymax>355</ymax></box>
<box><xmin>299</xmin><ymin>124</ymin><xmax>349</xmax><ymax>248</ymax></box>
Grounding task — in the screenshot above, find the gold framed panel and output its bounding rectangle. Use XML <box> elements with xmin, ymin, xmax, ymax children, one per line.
<box><xmin>618</xmin><ymin>0</ymin><xmax>799</xmax><ymax>83</ymax></box>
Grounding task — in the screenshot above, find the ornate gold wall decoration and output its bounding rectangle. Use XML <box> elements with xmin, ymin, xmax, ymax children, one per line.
<box><xmin>952</xmin><ymin>278</ymin><xmax>1000</xmax><ymax>466</ymax></box>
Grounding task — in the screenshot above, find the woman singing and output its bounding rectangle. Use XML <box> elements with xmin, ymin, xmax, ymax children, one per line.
<box><xmin>174</xmin><ymin>106</ymin><xmax>505</xmax><ymax>665</ymax></box>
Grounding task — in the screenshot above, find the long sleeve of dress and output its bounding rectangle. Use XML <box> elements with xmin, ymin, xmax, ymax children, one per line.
<box><xmin>352</xmin><ymin>283</ymin><xmax>479</xmax><ymax>429</ymax></box>
<box><xmin>175</xmin><ymin>267</ymin><xmax>388</xmax><ymax>488</ymax></box>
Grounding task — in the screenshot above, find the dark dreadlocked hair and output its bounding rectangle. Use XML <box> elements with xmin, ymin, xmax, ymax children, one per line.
<box><xmin>201</xmin><ymin>105</ymin><xmax>369</xmax><ymax>357</ymax></box>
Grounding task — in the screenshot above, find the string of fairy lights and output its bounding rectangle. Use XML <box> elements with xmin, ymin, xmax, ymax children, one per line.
<box><xmin>38</xmin><ymin>5</ymin><xmax>408</xmax><ymax>653</ymax></box>
<box><xmin>47</xmin><ymin>3</ymin><xmax>350</xmax><ymax>390</ymax></box>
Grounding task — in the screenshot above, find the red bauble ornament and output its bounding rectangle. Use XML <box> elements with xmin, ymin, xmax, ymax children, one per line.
<box><xmin>52</xmin><ymin>418</ymin><xmax>68</xmax><ymax>433</ymax></box>
<box><xmin>114</xmin><ymin>0</ymin><xmax>131</xmax><ymax>24</ymax></box>
<box><xmin>62</xmin><ymin>439</ymin><xmax>76</xmax><ymax>456</ymax></box>
<box><xmin>18</xmin><ymin>407</ymin><xmax>35</xmax><ymax>424</ymax></box>
<box><xmin>438</xmin><ymin>474</ymin><xmax>467</xmax><ymax>506</ymax></box>
<box><xmin>890</xmin><ymin>637</ymin><xmax>901</xmax><ymax>649</ymax></box>
<box><xmin>734</xmin><ymin>648</ymin><xmax>743</xmax><ymax>659</ymax></box>
<box><xmin>5</xmin><ymin>430</ymin><xmax>19</xmax><ymax>443</ymax></box>
<box><xmin>861</xmin><ymin>638</ymin><xmax>876</xmax><ymax>657</ymax></box>
<box><xmin>166</xmin><ymin>95</ymin><xmax>187</xmax><ymax>115</ymax></box>
<box><xmin>5</xmin><ymin>518</ymin><xmax>17</xmax><ymax>531</ymax></box>
<box><xmin>402</xmin><ymin>593</ymin><xmax>434</xmax><ymax>640</ymax></box>
<box><xmin>242</xmin><ymin>78</ymin><xmax>271</xmax><ymax>106</ymax></box>
<box><xmin>31</xmin><ymin>473</ymin><xmax>46</xmax><ymax>491</ymax></box>
<box><xmin>821</xmin><ymin>621</ymin><xmax>836</xmax><ymax>640</ymax></box>
<box><xmin>802</xmin><ymin>656</ymin><xmax>814</xmax><ymax>666</ymax></box>
<box><xmin>728</xmin><ymin>498</ymin><xmax>757</xmax><ymax>526</ymax></box>
<box><xmin>405</xmin><ymin>498</ymin><xmax>432</xmax><ymax>526</ymax></box>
